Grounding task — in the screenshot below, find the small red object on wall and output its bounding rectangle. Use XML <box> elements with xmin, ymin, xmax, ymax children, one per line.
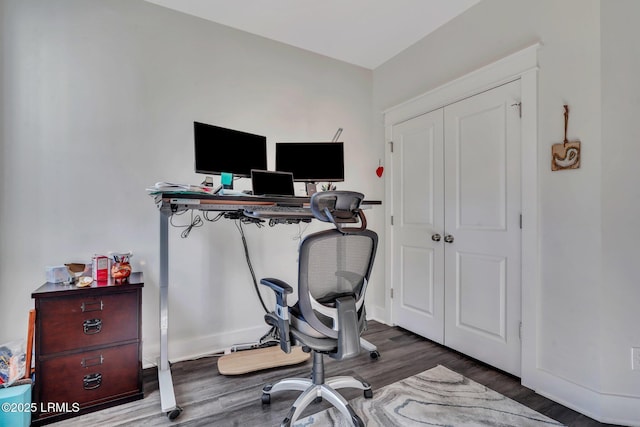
<box><xmin>376</xmin><ymin>159</ymin><xmax>384</xmax><ymax>177</ymax></box>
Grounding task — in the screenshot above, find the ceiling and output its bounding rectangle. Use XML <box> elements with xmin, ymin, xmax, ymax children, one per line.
<box><xmin>145</xmin><ymin>0</ymin><xmax>480</xmax><ymax>69</ymax></box>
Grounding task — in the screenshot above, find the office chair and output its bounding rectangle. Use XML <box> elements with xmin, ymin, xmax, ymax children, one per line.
<box><xmin>260</xmin><ymin>191</ymin><xmax>378</xmax><ymax>427</ymax></box>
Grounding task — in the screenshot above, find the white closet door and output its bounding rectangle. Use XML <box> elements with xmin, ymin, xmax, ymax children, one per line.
<box><xmin>443</xmin><ymin>80</ymin><xmax>522</xmax><ymax>376</ymax></box>
<box><xmin>391</xmin><ymin>109</ymin><xmax>445</xmax><ymax>343</ymax></box>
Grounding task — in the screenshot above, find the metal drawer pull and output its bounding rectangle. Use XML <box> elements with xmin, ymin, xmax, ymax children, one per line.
<box><xmin>83</xmin><ymin>373</ymin><xmax>102</xmax><ymax>390</ymax></box>
<box><xmin>81</xmin><ymin>355</ymin><xmax>104</xmax><ymax>368</ymax></box>
<box><xmin>81</xmin><ymin>300</ymin><xmax>104</xmax><ymax>312</ymax></box>
<box><xmin>83</xmin><ymin>318</ymin><xmax>102</xmax><ymax>335</ymax></box>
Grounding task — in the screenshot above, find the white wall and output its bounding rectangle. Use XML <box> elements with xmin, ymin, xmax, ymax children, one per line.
<box><xmin>600</xmin><ymin>0</ymin><xmax>640</xmax><ymax>398</ymax></box>
<box><xmin>373</xmin><ymin>0</ymin><xmax>638</xmax><ymax>424</ymax></box>
<box><xmin>0</xmin><ymin>0</ymin><xmax>385</xmax><ymax>367</ymax></box>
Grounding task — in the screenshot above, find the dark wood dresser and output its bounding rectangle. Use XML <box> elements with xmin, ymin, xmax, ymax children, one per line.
<box><xmin>31</xmin><ymin>273</ymin><xmax>144</xmax><ymax>425</ymax></box>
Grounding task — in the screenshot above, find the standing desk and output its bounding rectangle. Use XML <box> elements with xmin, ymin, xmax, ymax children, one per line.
<box><xmin>151</xmin><ymin>192</ymin><xmax>381</xmax><ymax>420</ymax></box>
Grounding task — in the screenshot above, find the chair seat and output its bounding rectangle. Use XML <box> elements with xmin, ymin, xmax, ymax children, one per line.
<box><xmin>290</xmin><ymin>329</ymin><xmax>338</xmax><ymax>353</ymax></box>
<box><xmin>290</xmin><ymin>303</ymin><xmax>330</xmax><ymax>339</ymax></box>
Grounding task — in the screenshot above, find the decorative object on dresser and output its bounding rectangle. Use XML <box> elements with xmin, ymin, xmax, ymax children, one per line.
<box><xmin>30</xmin><ymin>272</ymin><xmax>144</xmax><ymax>425</ymax></box>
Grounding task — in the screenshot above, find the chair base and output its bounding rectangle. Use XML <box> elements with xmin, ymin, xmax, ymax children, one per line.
<box><xmin>262</xmin><ymin>375</ymin><xmax>371</xmax><ymax>426</ymax></box>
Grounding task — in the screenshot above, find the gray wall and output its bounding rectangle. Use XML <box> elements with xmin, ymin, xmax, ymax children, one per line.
<box><xmin>0</xmin><ymin>0</ymin><xmax>383</xmax><ymax>365</ymax></box>
<box><xmin>374</xmin><ymin>0</ymin><xmax>638</xmax><ymax>424</ymax></box>
<box><xmin>601</xmin><ymin>0</ymin><xmax>640</xmax><ymax>396</ymax></box>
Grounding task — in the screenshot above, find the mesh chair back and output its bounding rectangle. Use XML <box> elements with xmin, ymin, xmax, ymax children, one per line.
<box><xmin>297</xmin><ymin>227</ymin><xmax>378</xmax><ymax>340</ymax></box>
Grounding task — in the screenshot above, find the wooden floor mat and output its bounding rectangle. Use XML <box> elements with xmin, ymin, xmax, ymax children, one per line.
<box><xmin>217</xmin><ymin>345</ymin><xmax>310</xmax><ymax>375</ymax></box>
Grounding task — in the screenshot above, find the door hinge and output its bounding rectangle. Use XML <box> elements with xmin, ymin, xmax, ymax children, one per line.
<box><xmin>390</xmin><ymin>215</ymin><xmax>394</xmax><ymax>226</ymax></box>
<box><xmin>390</xmin><ymin>288</ymin><xmax>394</xmax><ymax>299</ymax></box>
<box><xmin>519</xmin><ymin>322</ymin><xmax>523</xmax><ymax>340</ymax></box>
<box><xmin>511</xmin><ymin>102</ymin><xmax>522</xmax><ymax>118</ymax></box>
<box><xmin>389</xmin><ymin>141</ymin><xmax>394</xmax><ymax>153</ymax></box>
<box><xmin>519</xmin><ymin>214</ymin><xmax>522</xmax><ymax>229</ymax></box>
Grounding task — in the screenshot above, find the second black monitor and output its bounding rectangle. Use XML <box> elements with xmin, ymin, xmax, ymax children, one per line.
<box><xmin>275</xmin><ymin>142</ymin><xmax>344</xmax><ymax>182</ymax></box>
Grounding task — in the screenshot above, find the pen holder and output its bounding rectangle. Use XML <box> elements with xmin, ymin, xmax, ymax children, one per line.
<box><xmin>110</xmin><ymin>252</ymin><xmax>132</xmax><ymax>283</ymax></box>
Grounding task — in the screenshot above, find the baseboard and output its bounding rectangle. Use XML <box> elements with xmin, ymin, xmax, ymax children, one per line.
<box><xmin>142</xmin><ymin>310</ymin><xmax>391</xmax><ymax>370</ymax></box>
<box><xmin>366</xmin><ymin>304</ymin><xmax>389</xmax><ymax>325</ymax></box>
<box><xmin>142</xmin><ymin>324</ymin><xmax>270</xmax><ymax>369</ymax></box>
<box><xmin>523</xmin><ymin>368</ymin><xmax>640</xmax><ymax>426</ymax></box>
<box><xmin>599</xmin><ymin>391</ymin><xmax>640</xmax><ymax>426</ymax></box>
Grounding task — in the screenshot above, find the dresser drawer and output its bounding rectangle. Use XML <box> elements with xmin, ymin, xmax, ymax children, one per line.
<box><xmin>38</xmin><ymin>343</ymin><xmax>141</xmax><ymax>409</ymax></box>
<box><xmin>38</xmin><ymin>291</ymin><xmax>139</xmax><ymax>354</ymax></box>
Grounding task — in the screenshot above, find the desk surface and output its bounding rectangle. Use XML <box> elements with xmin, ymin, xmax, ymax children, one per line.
<box><xmin>152</xmin><ymin>192</ymin><xmax>381</xmax><ymax>213</ymax></box>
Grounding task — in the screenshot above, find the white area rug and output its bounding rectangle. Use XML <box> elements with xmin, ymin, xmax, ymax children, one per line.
<box><xmin>294</xmin><ymin>365</ymin><xmax>565</xmax><ymax>426</ymax></box>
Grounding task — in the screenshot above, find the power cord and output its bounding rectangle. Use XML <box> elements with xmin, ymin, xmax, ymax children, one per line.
<box><xmin>203</xmin><ymin>211</ymin><xmax>225</xmax><ymax>222</ymax></box>
<box><xmin>291</xmin><ymin>221</ymin><xmax>311</xmax><ymax>243</ymax></box>
<box><xmin>170</xmin><ymin>210</ymin><xmax>203</xmax><ymax>238</ymax></box>
<box><xmin>170</xmin><ymin>209</ymin><xmax>285</xmax><ymax>316</ymax></box>
<box><xmin>234</xmin><ymin>219</ymin><xmax>269</xmax><ymax>314</ymax></box>
<box><xmin>168</xmin><ymin>210</ymin><xmax>239</xmax><ymax>238</ymax></box>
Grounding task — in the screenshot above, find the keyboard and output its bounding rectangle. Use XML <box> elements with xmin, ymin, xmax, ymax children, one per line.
<box><xmin>243</xmin><ymin>205</ymin><xmax>314</xmax><ymax>219</ymax></box>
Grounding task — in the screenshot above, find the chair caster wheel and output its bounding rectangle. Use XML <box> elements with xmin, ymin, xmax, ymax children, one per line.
<box><xmin>370</xmin><ymin>350</ymin><xmax>380</xmax><ymax>360</ymax></box>
<box><xmin>261</xmin><ymin>393</ymin><xmax>271</xmax><ymax>404</ymax></box>
<box><xmin>364</xmin><ymin>389</ymin><xmax>373</xmax><ymax>399</ymax></box>
<box><xmin>167</xmin><ymin>406</ymin><xmax>182</xmax><ymax>420</ymax></box>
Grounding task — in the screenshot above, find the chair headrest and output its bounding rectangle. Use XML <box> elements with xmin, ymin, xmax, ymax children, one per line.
<box><xmin>310</xmin><ymin>191</ymin><xmax>365</xmax><ymax>229</ymax></box>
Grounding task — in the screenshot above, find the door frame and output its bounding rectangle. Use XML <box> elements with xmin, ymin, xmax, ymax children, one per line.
<box><xmin>383</xmin><ymin>43</ymin><xmax>540</xmax><ymax>383</ymax></box>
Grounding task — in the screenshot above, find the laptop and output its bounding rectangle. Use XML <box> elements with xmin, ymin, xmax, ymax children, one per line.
<box><xmin>247</xmin><ymin>170</ymin><xmax>312</xmax><ymax>219</ymax></box>
<box><xmin>250</xmin><ymin>170</ymin><xmax>295</xmax><ymax>197</ymax></box>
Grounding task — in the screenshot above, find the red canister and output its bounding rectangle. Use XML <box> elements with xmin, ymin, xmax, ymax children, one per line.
<box><xmin>92</xmin><ymin>255</ymin><xmax>109</xmax><ymax>281</ymax></box>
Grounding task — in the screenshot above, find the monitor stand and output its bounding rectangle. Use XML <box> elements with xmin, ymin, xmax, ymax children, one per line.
<box><xmin>305</xmin><ymin>182</ymin><xmax>317</xmax><ymax>196</ymax></box>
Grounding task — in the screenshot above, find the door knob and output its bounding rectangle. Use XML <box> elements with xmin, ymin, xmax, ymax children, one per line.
<box><xmin>431</xmin><ymin>234</ymin><xmax>441</xmax><ymax>242</ymax></box>
<box><xmin>444</xmin><ymin>234</ymin><xmax>454</xmax><ymax>243</ymax></box>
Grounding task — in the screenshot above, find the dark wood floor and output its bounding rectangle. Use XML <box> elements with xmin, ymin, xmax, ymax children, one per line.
<box><xmin>55</xmin><ymin>321</ymin><xmax>619</xmax><ymax>426</ymax></box>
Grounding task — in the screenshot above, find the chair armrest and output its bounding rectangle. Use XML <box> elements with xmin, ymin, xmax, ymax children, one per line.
<box><xmin>260</xmin><ymin>278</ymin><xmax>293</xmax><ymax>309</ymax></box>
<box><xmin>260</xmin><ymin>278</ymin><xmax>293</xmax><ymax>295</ymax></box>
<box><xmin>260</xmin><ymin>277</ymin><xmax>293</xmax><ymax>353</ymax></box>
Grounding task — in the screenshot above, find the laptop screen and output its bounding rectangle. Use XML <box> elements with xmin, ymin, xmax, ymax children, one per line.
<box><xmin>251</xmin><ymin>170</ymin><xmax>295</xmax><ymax>197</ymax></box>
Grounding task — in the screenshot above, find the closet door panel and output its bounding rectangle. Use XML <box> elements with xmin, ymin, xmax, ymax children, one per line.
<box><xmin>391</xmin><ymin>109</ymin><xmax>444</xmax><ymax>343</ymax></box>
<box><xmin>443</xmin><ymin>80</ymin><xmax>522</xmax><ymax>376</ymax></box>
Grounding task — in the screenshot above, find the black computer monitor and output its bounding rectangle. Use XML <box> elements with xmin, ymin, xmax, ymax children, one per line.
<box><xmin>194</xmin><ymin>122</ymin><xmax>267</xmax><ymax>178</ymax></box>
<box><xmin>275</xmin><ymin>142</ymin><xmax>345</xmax><ymax>182</ymax></box>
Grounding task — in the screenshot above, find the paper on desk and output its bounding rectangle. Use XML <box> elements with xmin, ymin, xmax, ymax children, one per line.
<box><xmin>146</xmin><ymin>182</ymin><xmax>215</xmax><ymax>195</ymax></box>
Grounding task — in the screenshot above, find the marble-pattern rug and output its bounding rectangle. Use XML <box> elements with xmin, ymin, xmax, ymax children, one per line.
<box><xmin>294</xmin><ymin>365</ymin><xmax>565</xmax><ymax>426</ymax></box>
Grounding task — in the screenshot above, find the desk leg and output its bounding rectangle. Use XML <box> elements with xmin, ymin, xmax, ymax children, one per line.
<box><xmin>158</xmin><ymin>211</ymin><xmax>180</xmax><ymax>418</ymax></box>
